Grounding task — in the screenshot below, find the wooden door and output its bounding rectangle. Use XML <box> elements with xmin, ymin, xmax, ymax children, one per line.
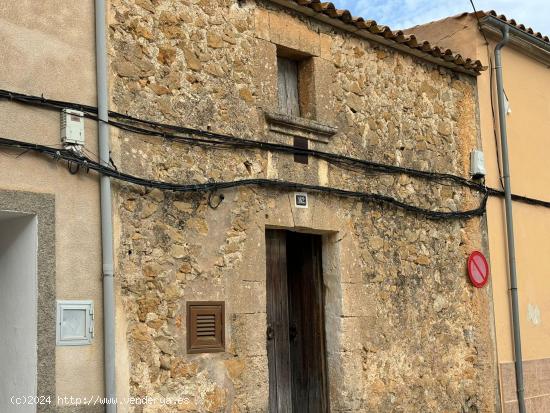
<box><xmin>266</xmin><ymin>230</ymin><xmax>329</xmax><ymax>413</ymax></box>
<box><xmin>287</xmin><ymin>232</ymin><xmax>328</xmax><ymax>412</ymax></box>
<box><xmin>266</xmin><ymin>230</ymin><xmax>293</xmax><ymax>412</ymax></box>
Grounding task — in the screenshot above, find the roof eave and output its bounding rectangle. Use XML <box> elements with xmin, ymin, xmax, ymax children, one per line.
<box><xmin>480</xmin><ymin>15</ymin><xmax>550</xmax><ymax>66</ymax></box>
<box><xmin>268</xmin><ymin>0</ymin><xmax>482</xmax><ymax>76</ymax></box>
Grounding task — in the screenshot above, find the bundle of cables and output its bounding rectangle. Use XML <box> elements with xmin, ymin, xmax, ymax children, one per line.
<box><xmin>2</xmin><ymin>89</ymin><xmax>546</xmax><ymax>220</ymax></box>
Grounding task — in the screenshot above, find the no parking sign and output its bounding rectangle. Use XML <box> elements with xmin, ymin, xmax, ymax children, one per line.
<box><xmin>467</xmin><ymin>251</ymin><xmax>490</xmax><ymax>288</ymax></box>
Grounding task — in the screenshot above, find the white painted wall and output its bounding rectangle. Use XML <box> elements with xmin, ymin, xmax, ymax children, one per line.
<box><xmin>0</xmin><ymin>212</ymin><xmax>38</xmax><ymax>413</ymax></box>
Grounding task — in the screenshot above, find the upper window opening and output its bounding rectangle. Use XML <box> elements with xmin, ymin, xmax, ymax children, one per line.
<box><xmin>276</xmin><ymin>47</ymin><xmax>315</xmax><ymax>120</ymax></box>
<box><xmin>278</xmin><ymin>57</ymin><xmax>300</xmax><ymax>117</ymax></box>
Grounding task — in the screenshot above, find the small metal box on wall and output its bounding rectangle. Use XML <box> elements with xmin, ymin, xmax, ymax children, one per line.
<box><xmin>470</xmin><ymin>149</ymin><xmax>486</xmax><ymax>178</ymax></box>
<box><xmin>56</xmin><ymin>300</ymin><xmax>94</xmax><ymax>346</ymax></box>
<box><xmin>61</xmin><ymin>108</ymin><xmax>85</xmax><ymax>146</ymax></box>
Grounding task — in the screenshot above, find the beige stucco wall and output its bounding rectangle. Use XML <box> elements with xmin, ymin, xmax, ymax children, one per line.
<box><xmin>479</xmin><ymin>32</ymin><xmax>550</xmax><ymax>413</ymax></box>
<box><xmin>480</xmin><ymin>44</ymin><xmax>550</xmax><ymax>363</ymax></box>
<box><xmin>0</xmin><ymin>0</ymin><xmax>104</xmax><ymax>406</ymax></box>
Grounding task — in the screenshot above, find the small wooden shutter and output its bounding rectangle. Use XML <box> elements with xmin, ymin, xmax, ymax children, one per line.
<box><xmin>293</xmin><ymin>136</ymin><xmax>308</xmax><ymax>164</ymax></box>
<box><xmin>187</xmin><ymin>301</ymin><xmax>225</xmax><ymax>353</ymax></box>
<box><xmin>278</xmin><ymin>57</ymin><xmax>300</xmax><ymax>117</ymax></box>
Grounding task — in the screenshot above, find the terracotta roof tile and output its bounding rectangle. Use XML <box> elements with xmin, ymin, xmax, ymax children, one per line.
<box><xmin>482</xmin><ymin>10</ymin><xmax>550</xmax><ymax>43</ymax></box>
<box><xmin>278</xmin><ymin>0</ymin><xmax>486</xmax><ymax>74</ymax></box>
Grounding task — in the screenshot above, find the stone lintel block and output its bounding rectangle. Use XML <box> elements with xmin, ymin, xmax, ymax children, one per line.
<box><xmin>183</xmin><ymin>279</ymin><xmax>224</xmax><ymax>302</ymax></box>
<box><xmin>291</xmin><ymin>202</ymin><xmax>315</xmax><ymax>229</ymax></box>
<box><xmin>264</xmin><ymin>111</ymin><xmax>337</xmax><ymax>143</ymax></box>
<box><xmin>264</xmin><ymin>193</ymin><xmax>346</xmax><ymax>236</ymax></box>
<box><xmin>291</xmin><ymin>195</ymin><xmax>341</xmax><ymax>233</ymax></box>
<box><xmin>264</xmin><ymin>194</ymin><xmax>295</xmax><ymax>228</ymax></box>
<box><xmin>259</xmin><ymin>8</ymin><xmax>321</xmax><ymax>57</ymax></box>
<box><xmin>254</xmin><ymin>8</ymin><xmax>271</xmax><ymax>41</ymax></box>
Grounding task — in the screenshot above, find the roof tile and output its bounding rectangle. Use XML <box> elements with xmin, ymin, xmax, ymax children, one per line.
<box><xmin>482</xmin><ymin>10</ymin><xmax>549</xmax><ymax>43</ymax></box>
<box><xmin>281</xmin><ymin>0</ymin><xmax>486</xmax><ymax>74</ymax></box>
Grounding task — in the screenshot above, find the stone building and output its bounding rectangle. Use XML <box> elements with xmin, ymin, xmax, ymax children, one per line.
<box><xmin>109</xmin><ymin>0</ymin><xmax>497</xmax><ymax>411</ymax></box>
<box><xmin>0</xmin><ymin>1</ymin><xmax>502</xmax><ymax>412</ymax></box>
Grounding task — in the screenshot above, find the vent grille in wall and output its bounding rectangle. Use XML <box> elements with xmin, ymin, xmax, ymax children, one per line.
<box><xmin>186</xmin><ymin>301</ymin><xmax>225</xmax><ymax>354</ymax></box>
<box><xmin>196</xmin><ymin>314</ymin><xmax>216</xmax><ymax>337</ymax></box>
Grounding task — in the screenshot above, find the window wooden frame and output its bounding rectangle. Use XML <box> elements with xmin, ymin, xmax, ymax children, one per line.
<box><xmin>276</xmin><ymin>45</ymin><xmax>317</xmax><ymax>121</ymax></box>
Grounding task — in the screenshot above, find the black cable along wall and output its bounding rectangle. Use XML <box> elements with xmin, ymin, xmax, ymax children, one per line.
<box><xmin>0</xmin><ymin>136</ymin><xmax>487</xmax><ymax>220</ymax></box>
<box><xmin>0</xmin><ymin>89</ymin><xmax>484</xmax><ymax>191</ymax></box>
<box><xmin>1</xmin><ymin>89</ymin><xmax>548</xmax><ymax>220</ymax></box>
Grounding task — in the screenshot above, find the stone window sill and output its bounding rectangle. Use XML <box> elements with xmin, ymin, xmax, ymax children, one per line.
<box><xmin>264</xmin><ymin>111</ymin><xmax>337</xmax><ymax>143</ymax></box>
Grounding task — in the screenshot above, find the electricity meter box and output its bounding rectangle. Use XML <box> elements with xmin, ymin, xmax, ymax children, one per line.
<box><xmin>56</xmin><ymin>300</ymin><xmax>94</xmax><ymax>346</ymax></box>
<box><xmin>61</xmin><ymin>109</ymin><xmax>85</xmax><ymax>146</ymax></box>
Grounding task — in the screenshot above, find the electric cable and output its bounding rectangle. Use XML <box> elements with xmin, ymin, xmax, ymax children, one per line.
<box><xmin>2</xmin><ymin>88</ymin><xmax>550</xmax><ymax>210</ymax></box>
<box><xmin>0</xmin><ymin>136</ymin><xmax>488</xmax><ymax>220</ymax></box>
<box><xmin>0</xmin><ymin>88</ymin><xmax>485</xmax><ymax>194</ymax></box>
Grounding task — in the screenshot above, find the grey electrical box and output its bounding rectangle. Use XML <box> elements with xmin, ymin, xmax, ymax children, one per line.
<box><xmin>61</xmin><ymin>109</ymin><xmax>85</xmax><ymax>146</ymax></box>
<box><xmin>470</xmin><ymin>149</ymin><xmax>486</xmax><ymax>178</ymax></box>
<box><xmin>56</xmin><ymin>300</ymin><xmax>94</xmax><ymax>346</ymax></box>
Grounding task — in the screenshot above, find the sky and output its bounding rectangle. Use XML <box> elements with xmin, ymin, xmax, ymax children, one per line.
<box><xmin>333</xmin><ymin>0</ymin><xmax>550</xmax><ymax>35</ymax></box>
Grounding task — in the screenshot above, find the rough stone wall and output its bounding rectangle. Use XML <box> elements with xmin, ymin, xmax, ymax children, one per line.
<box><xmin>109</xmin><ymin>0</ymin><xmax>497</xmax><ymax>412</ymax></box>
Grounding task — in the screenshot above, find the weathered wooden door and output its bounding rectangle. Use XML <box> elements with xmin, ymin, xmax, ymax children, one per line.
<box><xmin>266</xmin><ymin>230</ymin><xmax>329</xmax><ymax>413</ymax></box>
<box><xmin>266</xmin><ymin>230</ymin><xmax>292</xmax><ymax>412</ymax></box>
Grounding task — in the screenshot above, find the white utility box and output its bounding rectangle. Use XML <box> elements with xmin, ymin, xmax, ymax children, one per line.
<box><xmin>61</xmin><ymin>109</ymin><xmax>85</xmax><ymax>146</ymax></box>
<box><xmin>56</xmin><ymin>300</ymin><xmax>94</xmax><ymax>346</ymax></box>
<box><xmin>470</xmin><ymin>149</ymin><xmax>486</xmax><ymax>178</ymax></box>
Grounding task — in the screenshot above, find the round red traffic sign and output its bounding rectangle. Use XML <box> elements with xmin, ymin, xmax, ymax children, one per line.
<box><xmin>467</xmin><ymin>251</ymin><xmax>490</xmax><ymax>288</ymax></box>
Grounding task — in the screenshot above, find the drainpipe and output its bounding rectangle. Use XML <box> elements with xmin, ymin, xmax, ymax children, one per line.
<box><xmin>494</xmin><ymin>25</ymin><xmax>526</xmax><ymax>413</ymax></box>
<box><xmin>95</xmin><ymin>0</ymin><xmax>116</xmax><ymax>411</ymax></box>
